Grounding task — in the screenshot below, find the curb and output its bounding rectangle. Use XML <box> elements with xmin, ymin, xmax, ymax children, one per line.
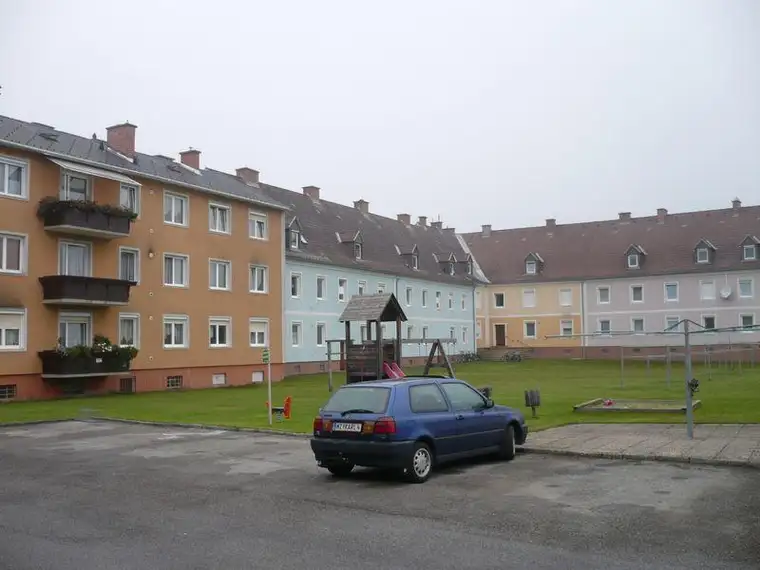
<box><xmin>521</xmin><ymin>446</ymin><xmax>759</xmax><ymax>470</ymax></box>
<box><xmin>89</xmin><ymin>416</ymin><xmax>312</xmax><ymax>438</ymax></box>
<box><xmin>0</xmin><ymin>418</ymin><xmax>75</xmax><ymax>428</ymax></box>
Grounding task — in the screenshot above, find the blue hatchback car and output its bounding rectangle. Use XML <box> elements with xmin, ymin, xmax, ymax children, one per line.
<box><xmin>310</xmin><ymin>376</ymin><xmax>528</xmax><ymax>483</ymax></box>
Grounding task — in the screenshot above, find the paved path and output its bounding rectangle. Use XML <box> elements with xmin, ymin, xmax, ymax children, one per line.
<box><xmin>524</xmin><ymin>424</ymin><xmax>760</xmax><ymax>467</ymax></box>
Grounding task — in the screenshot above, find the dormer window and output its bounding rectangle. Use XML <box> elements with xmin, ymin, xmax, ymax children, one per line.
<box><xmin>743</xmin><ymin>244</ymin><xmax>757</xmax><ymax>261</ymax></box>
<box><xmin>289</xmin><ymin>229</ymin><xmax>300</xmax><ymax>250</ymax></box>
<box><xmin>466</xmin><ymin>260</ymin><xmax>472</xmax><ymax>275</ymax></box>
<box><xmin>693</xmin><ymin>239</ymin><xmax>715</xmax><ymax>265</ymax></box>
<box><xmin>448</xmin><ymin>262</ymin><xmax>455</xmax><ymax>276</ymax></box>
<box><xmin>526</xmin><ymin>260</ymin><xmax>537</xmax><ymax>275</ymax></box>
<box><xmin>412</xmin><ymin>254</ymin><xmax>419</xmax><ymax>270</ymax></box>
<box><xmin>625</xmin><ymin>244</ymin><xmax>647</xmax><ymax>269</ymax></box>
<box><xmin>696</xmin><ymin>248</ymin><xmax>709</xmax><ymax>263</ymax></box>
<box><xmin>354</xmin><ymin>242</ymin><xmax>363</xmax><ymax>260</ymax></box>
<box><xmin>627</xmin><ymin>253</ymin><xmax>639</xmax><ymax>269</ymax></box>
<box><xmin>523</xmin><ymin>252</ymin><xmax>544</xmax><ymax>275</ymax></box>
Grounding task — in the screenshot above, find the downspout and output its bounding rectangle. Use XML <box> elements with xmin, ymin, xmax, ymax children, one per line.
<box><xmin>580</xmin><ymin>281</ymin><xmax>586</xmax><ymax>359</ymax></box>
<box><xmin>281</xmin><ymin>212</ymin><xmax>288</xmax><ymax>375</ymax></box>
<box><xmin>472</xmin><ymin>283</ymin><xmax>477</xmax><ymax>353</ymax></box>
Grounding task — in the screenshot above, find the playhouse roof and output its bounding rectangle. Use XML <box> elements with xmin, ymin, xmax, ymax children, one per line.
<box><xmin>338</xmin><ymin>293</ymin><xmax>408</xmax><ymax>323</ymax></box>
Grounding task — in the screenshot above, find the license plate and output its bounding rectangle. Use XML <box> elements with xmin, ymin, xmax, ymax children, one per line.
<box><xmin>332</xmin><ymin>422</ymin><xmax>362</xmax><ymax>432</ymax></box>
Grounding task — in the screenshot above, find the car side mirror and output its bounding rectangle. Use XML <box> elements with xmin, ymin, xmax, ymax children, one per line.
<box><xmin>485</xmin><ymin>398</ymin><xmax>495</xmax><ymax>409</ymax></box>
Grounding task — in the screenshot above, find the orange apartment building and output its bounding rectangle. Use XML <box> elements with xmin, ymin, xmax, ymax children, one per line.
<box><xmin>0</xmin><ymin>116</ymin><xmax>287</xmax><ymax>400</ymax></box>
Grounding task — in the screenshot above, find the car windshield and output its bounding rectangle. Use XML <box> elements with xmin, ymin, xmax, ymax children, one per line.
<box><xmin>322</xmin><ymin>386</ymin><xmax>391</xmax><ymax>414</ymax></box>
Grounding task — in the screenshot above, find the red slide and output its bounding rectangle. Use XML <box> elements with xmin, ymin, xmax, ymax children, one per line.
<box><xmin>382</xmin><ymin>361</ymin><xmax>402</xmax><ymax>379</ymax></box>
<box><xmin>390</xmin><ymin>361</ymin><xmax>406</xmax><ymax>378</ymax></box>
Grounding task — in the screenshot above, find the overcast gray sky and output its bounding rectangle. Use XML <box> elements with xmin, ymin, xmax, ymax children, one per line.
<box><xmin>1</xmin><ymin>0</ymin><xmax>758</xmax><ymax>232</ymax></box>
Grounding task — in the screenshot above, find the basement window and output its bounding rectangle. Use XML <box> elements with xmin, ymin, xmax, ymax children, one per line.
<box><xmin>0</xmin><ymin>384</ymin><xmax>17</xmax><ymax>400</ymax></box>
<box><xmin>166</xmin><ymin>375</ymin><xmax>183</xmax><ymax>389</ymax></box>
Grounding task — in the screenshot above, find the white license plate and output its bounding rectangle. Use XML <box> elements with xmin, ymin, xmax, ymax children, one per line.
<box><xmin>332</xmin><ymin>422</ymin><xmax>362</xmax><ymax>432</ymax></box>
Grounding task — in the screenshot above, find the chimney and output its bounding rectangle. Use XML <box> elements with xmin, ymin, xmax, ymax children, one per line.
<box><xmin>444</xmin><ymin>227</ymin><xmax>455</xmax><ymax>233</ymax></box>
<box><xmin>481</xmin><ymin>224</ymin><xmax>492</xmax><ymax>237</ymax></box>
<box><xmin>546</xmin><ymin>218</ymin><xmax>556</xmax><ymax>228</ymax></box>
<box><xmin>106</xmin><ymin>122</ymin><xmax>137</xmax><ymax>157</ymax></box>
<box><xmin>179</xmin><ymin>148</ymin><xmax>201</xmax><ymax>170</ymax></box>
<box><xmin>397</xmin><ymin>213</ymin><xmax>411</xmax><ymax>225</ymax></box>
<box><xmin>657</xmin><ymin>208</ymin><xmax>668</xmax><ymax>223</ymax></box>
<box><xmin>431</xmin><ymin>221</ymin><xmax>443</xmax><ymax>229</ymax></box>
<box><xmin>417</xmin><ymin>216</ymin><xmax>428</xmax><ymax>227</ymax></box>
<box><xmin>618</xmin><ymin>212</ymin><xmax>631</xmax><ymax>221</ymax></box>
<box><xmin>303</xmin><ymin>185</ymin><xmax>320</xmax><ymax>200</ymax></box>
<box><xmin>732</xmin><ymin>198</ymin><xmax>742</xmax><ymax>210</ymax></box>
<box><xmin>353</xmin><ymin>199</ymin><xmax>369</xmax><ymax>214</ymax></box>
<box><xmin>236</xmin><ymin>167</ymin><xmax>260</xmax><ymax>186</ymax></box>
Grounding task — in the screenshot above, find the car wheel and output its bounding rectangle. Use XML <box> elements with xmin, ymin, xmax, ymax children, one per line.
<box><xmin>498</xmin><ymin>424</ymin><xmax>516</xmax><ymax>461</ymax></box>
<box><xmin>405</xmin><ymin>442</ymin><xmax>434</xmax><ymax>483</ymax></box>
<box><xmin>326</xmin><ymin>462</ymin><xmax>355</xmax><ymax>477</ymax></box>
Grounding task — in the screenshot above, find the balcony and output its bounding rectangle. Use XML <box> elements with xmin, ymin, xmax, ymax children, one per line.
<box><xmin>37</xmin><ymin>198</ymin><xmax>135</xmax><ymax>239</ymax></box>
<box><xmin>39</xmin><ymin>337</ymin><xmax>137</xmax><ymax>379</ymax></box>
<box><xmin>39</xmin><ymin>275</ymin><xmax>134</xmax><ymax>306</ymax></box>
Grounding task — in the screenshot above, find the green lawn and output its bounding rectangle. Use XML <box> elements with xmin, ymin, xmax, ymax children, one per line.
<box><xmin>1</xmin><ymin>360</ymin><xmax>758</xmax><ymax>433</ymax></box>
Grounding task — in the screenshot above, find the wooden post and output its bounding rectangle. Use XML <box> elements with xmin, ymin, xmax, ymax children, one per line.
<box><xmin>344</xmin><ymin>321</ymin><xmax>351</xmax><ymax>383</ymax></box>
<box><xmin>375</xmin><ymin>320</ymin><xmax>383</xmax><ymax>379</ymax></box>
<box><xmin>395</xmin><ymin>317</ymin><xmax>402</xmax><ymax>366</ymax></box>
<box><xmin>327</xmin><ymin>341</ymin><xmax>333</xmax><ymax>392</ymax></box>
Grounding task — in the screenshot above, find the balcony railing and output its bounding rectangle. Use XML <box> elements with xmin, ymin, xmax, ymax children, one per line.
<box><xmin>39</xmin><ymin>275</ymin><xmax>134</xmax><ymax>306</ymax></box>
<box><xmin>38</xmin><ymin>350</ymin><xmax>134</xmax><ymax>378</ymax></box>
<box><xmin>37</xmin><ymin>198</ymin><xmax>135</xmax><ymax>239</ymax></box>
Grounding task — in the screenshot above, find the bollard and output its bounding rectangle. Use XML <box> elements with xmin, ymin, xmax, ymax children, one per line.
<box><xmin>524</xmin><ymin>389</ymin><xmax>541</xmax><ymax>418</ymax></box>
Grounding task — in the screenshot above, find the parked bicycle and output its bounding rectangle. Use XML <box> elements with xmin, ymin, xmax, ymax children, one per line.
<box><xmin>502</xmin><ymin>351</ymin><xmax>523</xmax><ymax>362</ymax></box>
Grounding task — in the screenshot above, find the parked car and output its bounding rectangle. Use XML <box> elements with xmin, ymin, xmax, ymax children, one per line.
<box><xmin>310</xmin><ymin>376</ymin><xmax>528</xmax><ymax>483</ymax></box>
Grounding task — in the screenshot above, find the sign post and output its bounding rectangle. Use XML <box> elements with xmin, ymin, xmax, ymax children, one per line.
<box><xmin>263</xmin><ymin>347</ymin><xmax>272</xmax><ymax>426</ymax></box>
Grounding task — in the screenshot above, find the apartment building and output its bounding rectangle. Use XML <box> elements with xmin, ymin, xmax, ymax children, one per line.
<box><xmin>253</xmin><ymin>185</ymin><xmax>481</xmax><ymax>375</ymax></box>
<box><xmin>0</xmin><ymin>116</ymin><xmax>287</xmax><ymax>400</ymax></box>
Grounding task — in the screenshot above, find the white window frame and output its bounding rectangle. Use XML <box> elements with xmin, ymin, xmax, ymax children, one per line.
<box><xmin>249</xmin><ymin>264</ymin><xmax>268</xmax><ymax>294</ymax></box>
<box><xmin>58</xmin><ymin>311</ymin><xmax>92</xmax><ymax>347</ymax></box>
<box><xmin>435</xmin><ymin>291</ymin><xmax>441</xmax><ymax>311</ymax></box>
<box><xmin>559</xmin><ymin>288</ymin><xmax>572</xmax><ymax>307</ymax></box>
<box><xmin>421</xmin><ymin>289</ymin><xmax>428</xmax><ymax>308</ymax></box>
<box><xmin>738</xmin><ymin>278</ymin><xmax>754</xmax><ymax>299</ymax></box>
<box><xmin>631</xmin><ymin>317</ymin><xmax>645</xmax><ymax>335</ymax></box>
<box><xmin>630</xmin><ymin>284</ymin><xmax>644</xmax><ymax>303</ymax></box>
<box><xmin>316</xmin><ymin>322</ymin><xmax>327</xmax><ymax>347</ymax></box>
<box><xmin>377</xmin><ymin>282</ymin><xmax>386</xmax><ymax>294</ymax></box>
<box><xmin>0</xmin><ymin>308</ymin><xmax>26</xmax><ymax>351</ymax></box>
<box><xmin>248</xmin><ymin>210</ymin><xmax>268</xmax><ymax>240</ymax></box>
<box><xmin>163</xmin><ymin>314</ymin><xmax>189</xmax><ymax>349</ymax></box>
<box><xmin>522</xmin><ymin>288</ymin><xmax>536</xmax><ymax>308</ymax></box>
<box><xmin>290</xmin><ymin>272</ymin><xmax>302</xmax><ymax>298</ymax></box>
<box><xmin>358</xmin><ymin>280</ymin><xmax>367</xmax><ymax>296</ymax></box>
<box><xmin>739</xmin><ymin>313</ymin><xmax>755</xmax><ymax>332</ymax></box>
<box><xmin>60</xmin><ymin>170</ymin><xmax>91</xmax><ymax>201</ymax></box>
<box><xmin>627</xmin><ymin>253</ymin><xmax>640</xmax><ymax>269</ymax></box>
<box><xmin>119</xmin><ymin>183</ymin><xmax>140</xmax><ymax>217</ymax></box>
<box><xmin>449</xmin><ymin>326</ymin><xmax>456</xmax><ymax>340</ymax></box>
<box><xmin>742</xmin><ymin>244</ymin><xmax>757</xmax><ymax>261</ymax></box>
<box><xmin>289</xmin><ymin>228</ymin><xmax>301</xmax><ymax>250</ymax></box>
<box><xmin>664</xmin><ymin>282</ymin><xmax>679</xmax><ymax>302</ymax></box>
<box><xmin>560</xmin><ymin>319</ymin><xmax>573</xmax><ymax>337</ymax></box>
<box><xmin>118</xmin><ymin>246</ymin><xmax>140</xmax><ymax>284</ymax></box>
<box><xmin>699</xmin><ymin>280</ymin><xmax>715</xmax><ymax>300</ymax></box>
<box><xmin>598</xmin><ymin>318</ymin><xmax>611</xmax><ymax>336</ymax></box>
<box><xmin>315</xmin><ymin>275</ymin><xmax>326</xmax><ymax>300</ymax></box>
<box><xmin>249</xmin><ymin>318</ymin><xmax>269</xmax><ymax>347</ymax></box>
<box><xmin>422</xmin><ymin>326</ymin><xmax>429</xmax><ymax>340</ymax></box>
<box><xmin>291</xmin><ymin>321</ymin><xmax>302</xmax><ymax>347</ymax></box>
<box><xmin>354</xmin><ymin>242</ymin><xmax>363</xmax><ymax>260</ymax></box>
<box><xmin>696</xmin><ymin>247</ymin><xmax>709</xmax><ymax>264</ymax></box>
<box><xmin>209</xmin><ymin>316</ymin><xmax>232</xmax><ymax>348</ymax></box>
<box><xmin>208</xmin><ymin>202</ymin><xmax>232</xmax><ymax>235</ymax></box>
<box><xmin>209</xmin><ymin>259</ymin><xmax>231</xmax><ymax>291</ymax></box>
<box><xmin>338</xmin><ymin>278</ymin><xmax>348</xmax><ymax>302</ymax></box>
<box><xmin>212</xmin><ymin>373</ymin><xmax>227</xmax><ymax>386</ymax></box>
<box><xmin>405</xmin><ymin>286</ymin><xmax>413</xmax><ymax>306</ymax></box>
<box><xmin>406</xmin><ymin>324</ymin><xmax>414</xmax><ymax>338</ymax></box>
<box><xmin>0</xmin><ymin>154</ymin><xmax>29</xmax><ymax>200</ymax></box>
<box><xmin>163</xmin><ymin>190</ymin><xmax>189</xmax><ymax>228</ymax></box>
<box><xmin>163</xmin><ymin>253</ymin><xmax>189</xmax><ymax>288</ymax></box>
<box><xmin>493</xmin><ymin>292</ymin><xmax>505</xmax><ymax>309</ymax></box>
<box><xmin>360</xmin><ymin>324</ymin><xmax>368</xmax><ymax>342</ymax></box>
<box><xmin>412</xmin><ymin>254</ymin><xmax>419</xmax><ymax>270</ymax></box>
<box><xmin>0</xmin><ymin>232</ymin><xmax>27</xmax><ymax>275</ymax></box>
<box><xmin>664</xmin><ymin>315</ymin><xmax>681</xmax><ymax>333</ymax></box>
<box><xmin>702</xmin><ymin>314</ymin><xmax>717</xmax><ymax>332</ymax></box>
<box><xmin>448</xmin><ymin>293</ymin><xmax>454</xmax><ymax>310</ymax></box>
<box><xmin>58</xmin><ymin>239</ymin><xmax>92</xmax><ymax>277</ymax></box>
<box><xmin>597</xmin><ymin>286</ymin><xmax>610</xmax><ymax>304</ymax></box>
<box><xmin>523</xmin><ymin>320</ymin><xmax>537</xmax><ymax>339</ymax></box>
<box><xmin>461</xmin><ymin>293</ymin><xmax>466</xmax><ymax>311</ymax></box>
<box><xmin>118</xmin><ymin>313</ymin><xmax>140</xmax><ymax>348</ymax></box>
<box><xmin>462</xmin><ymin>326</ymin><xmax>468</xmax><ymax>344</ymax></box>
<box><xmin>525</xmin><ymin>260</ymin><xmax>537</xmax><ymax>275</ymax></box>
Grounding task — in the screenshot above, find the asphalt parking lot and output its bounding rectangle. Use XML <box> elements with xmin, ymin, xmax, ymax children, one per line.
<box><xmin>1</xmin><ymin>421</ymin><xmax>758</xmax><ymax>570</ymax></box>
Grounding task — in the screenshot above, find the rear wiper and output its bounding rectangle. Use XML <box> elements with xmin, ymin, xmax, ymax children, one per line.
<box><xmin>340</xmin><ymin>408</ymin><xmax>375</xmax><ymax>416</ymax></box>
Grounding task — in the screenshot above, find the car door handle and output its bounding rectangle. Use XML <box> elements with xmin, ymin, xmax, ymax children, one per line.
<box><xmin>455</xmin><ymin>414</ymin><xmax>464</xmax><ymax>420</ymax></box>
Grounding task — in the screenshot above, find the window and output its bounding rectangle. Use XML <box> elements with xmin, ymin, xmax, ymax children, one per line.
<box><xmin>738</xmin><ymin>278</ymin><xmax>753</xmax><ymax>298</ymax></box>
<box><xmin>118</xmin><ymin>247</ymin><xmax>139</xmax><ymax>283</ymax></box>
<box><xmin>700</xmin><ymin>281</ymin><xmax>715</xmax><ymax>300</ymax></box>
<box><xmin>560</xmin><ymin>320</ymin><xmax>573</xmax><ymax>337</ymax></box>
<box><xmin>166</xmin><ymin>376</ymin><xmax>183</xmax><ymax>389</ymax></box>
<box><xmin>291</xmin><ymin>322</ymin><xmax>302</xmax><ymax>346</ymax></box>
<box><xmin>412</xmin><ymin>254</ymin><xmax>419</xmax><ymax>270</ymax></box>
<box><xmin>461</xmin><ymin>293</ymin><xmax>466</xmax><ymax>311</ymax></box>
<box><xmin>422</xmin><ymin>326</ymin><xmax>429</xmax><ymax>340</ymax></box>
<box><xmin>523</xmin><ymin>320</ymin><xmax>537</xmax><ymax>339</ymax></box>
<box><xmin>209</xmin><ymin>317</ymin><xmax>231</xmax><ymax>347</ymax></box>
<box><xmin>631</xmin><ymin>318</ymin><xmax>644</xmax><ymax>334</ymax></box>
<box><xmin>358</xmin><ymin>280</ymin><xmax>366</xmax><ymax>296</ymax></box>
<box><xmin>249</xmin><ymin>265</ymin><xmax>268</xmax><ymax>293</ymax></box>
<box><xmin>462</xmin><ymin>327</ymin><xmax>468</xmax><ymax>344</ymax></box>
<box><xmin>421</xmin><ymin>290</ymin><xmax>428</xmax><ymax>308</ymax></box>
<box><xmin>448</xmin><ymin>262</ymin><xmax>455</xmax><ymax>276</ymax></box>
<box><xmin>315</xmin><ymin>276</ymin><xmax>326</xmax><ymax>300</ymax></box>
<box><xmin>163</xmin><ymin>191</ymin><xmax>188</xmax><ymax>226</ymax></box>
<box><xmin>61</xmin><ymin>172</ymin><xmax>90</xmax><ymax>201</ymax></box>
<box><xmin>740</xmin><ymin>314</ymin><xmax>755</xmax><ymax>331</ymax></box>
<box><xmin>248</xmin><ymin>211</ymin><xmax>268</xmax><ymax>240</ymax></box>
<box><xmin>597</xmin><ymin>286</ymin><xmax>610</xmax><ymax>304</ymax></box>
<box><xmin>289</xmin><ymin>229</ymin><xmax>301</xmax><ymax>250</ymax></box>
<box><xmin>598</xmin><ymin>319</ymin><xmax>611</xmax><ymax>336</ymax></box>
<box><xmin>448</xmin><ymin>293</ymin><xmax>453</xmax><ymax>310</ymax></box>
<box><xmin>354</xmin><ymin>243</ymin><xmax>363</xmax><ymax>259</ymax></box>
<box><xmin>0</xmin><ymin>309</ymin><xmax>24</xmax><ymax>350</ymax></box>
<box><xmin>702</xmin><ymin>315</ymin><xmax>716</xmax><ymax>331</ymax></box>
<box><xmin>440</xmin><ymin>382</ymin><xmax>487</xmax><ymax>412</ymax></box>
<box><xmin>164</xmin><ymin>315</ymin><xmax>189</xmax><ymax>348</ymax></box>
<box><xmin>630</xmin><ymin>285</ymin><xmax>644</xmax><ymax>303</ymax></box>
<box><xmin>406</xmin><ymin>325</ymin><xmax>413</xmax><ymax>338</ymax></box>
<box><xmin>322</xmin><ymin>386</ymin><xmax>392</xmax><ymax>414</ymax></box>
<box><xmin>249</xmin><ymin>319</ymin><xmax>268</xmax><ymax>347</ymax></box>
<box><xmin>316</xmin><ymin>323</ymin><xmax>326</xmax><ymax>346</ymax></box>
<box><xmin>0</xmin><ymin>233</ymin><xmax>24</xmax><ymax>274</ymax></box>
<box><xmin>665</xmin><ymin>316</ymin><xmax>680</xmax><ymax>332</ymax></box>
<box><xmin>208</xmin><ymin>203</ymin><xmax>231</xmax><ymax>234</ymax></box>
<box><xmin>58</xmin><ymin>313</ymin><xmax>91</xmax><ymax>347</ymax></box>
<box><xmin>493</xmin><ymin>292</ymin><xmax>505</xmax><ymax>308</ymax></box>
<box><xmin>449</xmin><ymin>326</ymin><xmax>456</xmax><ymax>339</ymax></box>
<box><xmin>290</xmin><ymin>273</ymin><xmax>302</xmax><ymax>298</ymax></box>
<box><xmin>118</xmin><ymin>313</ymin><xmax>139</xmax><ymax>347</ymax></box>
<box><xmin>405</xmin><ymin>287</ymin><xmax>413</xmax><ymax>306</ymax></box>
<box><xmin>0</xmin><ymin>156</ymin><xmax>26</xmax><ymax>198</ymax></box>
<box><xmin>476</xmin><ymin>321</ymin><xmax>482</xmax><ymax>339</ymax></box>
<box><xmin>742</xmin><ymin>245</ymin><xmax>756</xmax><ymax>261</ymax></box>
<box><xmin>360</xmin><ymin>324</ymin><xmax>368</xmax><ymax>342</ymax></box>
<box><xmin>696</xmin><ymin>248</ymin><xmax>709</xmax><ymax>263</ymax></box>
<box><xmin>163</xmin><ymin>254</ymin><xmax>189</xmax><ymax>287</ymax></box>
<box><xmin>252</xmin><ymin>371</ymin><xmax>264</xmax><ymax>384</ymax></box>
<box><xmin>664</xmin><ymin>282</ymin><xmax>678</xmax><ymax>302</ymax></box>
<box><xmin>525</xmin><ymin>260</ymin><xmax>536</xmax><ymax>274</ymax></box>
<box><xmin>409</xmin><ymin>384</ymin><xmax>449</xmax><ymax>413</ymax></box>
<box><xmin>475</xmin><ymin>291</ymin><xmax>481</xmax><ymax>309</ymax></box>
<box><xmin>522</xmin><ymin>289</ymin><xmax>536</xmax><ymax>308</ymax></box>
<box><xmin>627</xmin><ymin>253</ymin><xmax>640</xmax><ymax>269</ymax></box>
<box><xmin>338</xmin><ymin>278</ymin><xmax>347</xmax><ymax>302</ymax></box>
<box><xmin>120</xmin><ymin>184</ymin><xmax>139</xmax><ymax>215</ymax></box>
<box><xmin>212</xmin><ymin>373</ymin><xmax>227</xmax><ymax>386</ymax></box>
<box><xmin>0</xmin><ymin>385</ymin><xmax>17</xmax><ymax>400</ymax></box>
<box><xmin>377</xmin><ymin>283</ymin><xmax>386</xmax><ymax>294</ymax></box>
<box><xmin>435</xmin><ymin>292</ymin><xmax>441</xmax><ymax>310</ymax></box>
<box><xmin>559</xmin><ymin>289</ymin><xmax>572</xmax><ymax>307</ymax></box>
<box><xmin>58</xmin><ymin>241</ymin><xmax>91</xmax><ymax>276</ymax></box>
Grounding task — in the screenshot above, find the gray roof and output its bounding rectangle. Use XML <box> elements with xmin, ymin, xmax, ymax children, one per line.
<box><xmin>255</xmin><ymin>184</ymin><xmax>483</xmax><ymax>286</ymax></box>
<box><xmin>339</xmin><ymin>294</ymin><xmax>408</xmax><ymax>323</ymax></box>
<box><xmin>0</xmin><ymin>115</ymin><xmax>287</xmax><ymax>211</ymax></box>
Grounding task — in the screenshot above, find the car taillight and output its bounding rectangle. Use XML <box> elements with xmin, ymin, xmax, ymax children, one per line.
<box><xmin>313</xmin><ymin>416</ymin><xmax>323</xmax><ymax>432</ymax></box>
<box><xmin>373</xmin><ymin>417</ymin><xmax>396</xmax><ymax>435</ymax></box>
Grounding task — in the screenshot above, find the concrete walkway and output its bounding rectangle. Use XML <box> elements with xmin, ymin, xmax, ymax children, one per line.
<box><xmin>523</xmin><ymin>424</ymin><xmax>760</xmax><ymax>468</ymax></box>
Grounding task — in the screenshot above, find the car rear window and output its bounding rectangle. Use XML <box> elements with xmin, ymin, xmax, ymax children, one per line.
<box><xmin>322</xmin><ymin>386</ymin><xmax>391</xmax><ymax>414</ymax></box>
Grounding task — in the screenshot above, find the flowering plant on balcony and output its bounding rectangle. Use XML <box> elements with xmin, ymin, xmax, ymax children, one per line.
<box><xmin>37</xmin><ymin>196</ymin><xmax>138</xmax><ymax>221</ymax></box>
<box><xmin>48</xmin><ymin>334</ymin><xmax>139</xmax><ymax>365</ymax></box>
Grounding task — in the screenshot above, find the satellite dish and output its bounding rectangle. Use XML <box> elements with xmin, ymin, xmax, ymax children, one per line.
<box><xmin>719</xmin><ymin>287</ymin><xmax>732</xmax><ymax>300</ymax></box>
